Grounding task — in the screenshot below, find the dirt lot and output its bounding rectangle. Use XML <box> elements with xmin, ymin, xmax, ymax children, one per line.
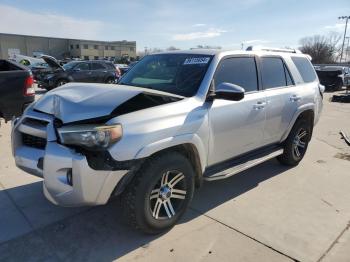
<box><xmin>1</xmin><ymin>90</ymin><xmax>350</xmax><ymax>262</ymax></box>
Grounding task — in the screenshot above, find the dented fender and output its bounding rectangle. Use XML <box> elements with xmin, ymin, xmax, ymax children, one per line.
<box><xmin>134</xmin><ymin>133</ymin><xmax>208</xmax><ymax>173</ymax></box>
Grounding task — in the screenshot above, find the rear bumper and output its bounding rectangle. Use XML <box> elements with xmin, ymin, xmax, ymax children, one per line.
<box><xmin>12</xmin><ymin>109</ymin><xmax>129</xmax><ymax>207</ymax></box>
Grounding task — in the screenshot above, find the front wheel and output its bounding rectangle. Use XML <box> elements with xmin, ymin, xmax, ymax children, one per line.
<box><xmin>121</xmin><ymin>152</ymin><xmax>195</xmax><ymax>234</ymax></box>
<box><xmin>105</xmin><ymin>77</ymin><xmax>115</xmax><ymax>84</ymax></box>
<box><xmin>56</xmin><ymin>79</ymin><xmax>68</xmax><ymax>87</ymax></box>
<box><xmin>277</xmin><ymin>119</ymin><xmax>312</xmax><ymax>166</ymax></box>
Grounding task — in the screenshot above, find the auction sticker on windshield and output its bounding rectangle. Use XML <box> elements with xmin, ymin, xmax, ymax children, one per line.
<box><xmin>183</xmin><ymin>57</ymin><xmax>210</xmax><ymax>65</ymax></box>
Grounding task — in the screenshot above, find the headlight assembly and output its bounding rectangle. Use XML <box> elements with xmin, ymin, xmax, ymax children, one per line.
<box><xmin>57</xmin><ymin>124</ymin><xmax>122</xmax><ymax>149</ymax></box>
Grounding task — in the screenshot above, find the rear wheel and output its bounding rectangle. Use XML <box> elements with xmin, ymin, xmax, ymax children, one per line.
<box><xmin>277</xmin><ymin>119</ymin><xmax>312</xmax><ymax>166</ymax></box>
<box><xmin>121</xmin><ymin>152</ymin><xmax>195</xmax><ymax>234</ymax></box>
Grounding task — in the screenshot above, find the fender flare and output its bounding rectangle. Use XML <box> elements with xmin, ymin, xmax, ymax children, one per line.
<box><xmin>134</xmin><ymin>133</ymin><xmax>207</xmax><ymax>173</ymax></box>
<box><xmin>280</xmin><ymin>103</ymin><xmax>315</xmax><ymax>142</ymax></box>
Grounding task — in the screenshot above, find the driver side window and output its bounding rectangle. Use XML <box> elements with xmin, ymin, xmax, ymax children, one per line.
<box><xmin>214</xmin><ymin>57</ymin><xmax>258</xmax><ymax>92</ymax></box>
<box><xmin>75</xmin><ymin>63</ymin><xmax>90</xmax><ymax>71</ymax></box>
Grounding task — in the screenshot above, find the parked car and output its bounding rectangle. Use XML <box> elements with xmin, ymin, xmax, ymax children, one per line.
<box><xmin>28</xmin><ymin>61</ymin><xmax>51</xmax><ymax>82</ymax></box>
<box><xmin>0</xmin><ymin>59</ymin><xmax>35</xmax><ymax>122</ymax></box>
<box><xmin>115</xmin><ymin>63</ymin><xmax>129</xmax><ymax>75</ymax></box>
<box><xmin>11</xmin><ymin>48</ymin><xmax>324</xmax><ymax>234</ymax></box>
<box><xmin>38</xmin><ymin>56</ymin><xmax>118</xmax><ymax>90</ymax></box>
<box><xmin>315</xmin><ymin>66</ymin><xmax>350</xmax><ymax>91</ymax></box>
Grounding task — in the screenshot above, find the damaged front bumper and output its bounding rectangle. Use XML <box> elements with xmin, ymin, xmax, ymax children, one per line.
<box><xmin>11</xmin><ymin>109</ymin><xmax>129</xmax><ymax>207</ymax></box>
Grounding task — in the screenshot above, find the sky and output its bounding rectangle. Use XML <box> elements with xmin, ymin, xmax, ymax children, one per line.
<box><xmin>0</xmin><ymin>0</ymin><xmax>349</xmax><ymax>52</ymax></box>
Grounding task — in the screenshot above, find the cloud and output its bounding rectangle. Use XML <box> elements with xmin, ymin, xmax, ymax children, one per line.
<box><xmin>192</xmin><ymin>23</ymin><xmax>206</xmax><ymax>27</ymax></box>
<box><xmin>0</xmin><ymin>4</ymin><xmax>105</xmax><ymax>39</ymax></box>
<box><xmin>243</xmin><ymin>39</ymin><xmax>270</xmax><ymax>44</ymax></box>
<box><xmin>324</xmin><ymin>23</ymin><xmax>345</xmax><ymax>32</ymax></box>
<box><xmin>172</xmin><ymin>28</ymin><xmax>226</xmax><ymax>41</ymax></box>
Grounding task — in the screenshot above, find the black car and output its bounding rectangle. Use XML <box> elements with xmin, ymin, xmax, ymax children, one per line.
<box><xmin>315</xmin><ymin>66</ymin><xmax>350</xmax><ymax>92</ymax></box>
<box><xmin>0</xmin><ymin>59</ymin><xmax>35</xmax><ymax>122</ymax></box>
<box><xmin>38</xmin><ymin>56</ymin><xmax>118</xmax><ymax>90</ymax></box>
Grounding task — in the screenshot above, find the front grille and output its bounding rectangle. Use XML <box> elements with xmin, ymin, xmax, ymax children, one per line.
<box><xmin>22</xmin><ymin>133</ymin><xmax>47</xmax><ymax>149</ymax></box>
<box><xmin>23</xmin><ymin>118</ymin><xmax>49</xmax><ymax>127</ymax></box>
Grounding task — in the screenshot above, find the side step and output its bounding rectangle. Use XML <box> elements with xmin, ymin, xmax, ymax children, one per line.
<box><xmin>204</xmin><ymin>147</ymin><xmax>284</xmax><ymax>181</ymax></box>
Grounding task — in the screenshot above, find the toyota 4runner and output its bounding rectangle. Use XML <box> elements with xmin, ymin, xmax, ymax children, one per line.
<box><xmin>11</xmin><ymin>48</ymin><xmax>324</xmax><ymax>234</ymax></box>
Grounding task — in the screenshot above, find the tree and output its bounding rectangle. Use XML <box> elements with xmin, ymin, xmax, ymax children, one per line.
<box><xmin>299</xmin><ymin>33</ymin><xmax>341</xmax><ymax>64</ymax></box>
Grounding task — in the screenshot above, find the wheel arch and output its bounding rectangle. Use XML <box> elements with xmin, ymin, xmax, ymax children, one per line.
<box><xmin>135</xmin><ymin>134</ymin><xmax>207</xmax><ymax>188</ymax></box>
<box><xmin>281</xmin><ymin>104</ymin><xmax>315</xmax><ymax>143</ymax></box>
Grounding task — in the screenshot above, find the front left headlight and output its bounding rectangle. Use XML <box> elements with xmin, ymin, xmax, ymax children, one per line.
<box><xmin>57</xmin><ymin>124</ymin><xmax>123</xmax><ymax>149</ymax></box>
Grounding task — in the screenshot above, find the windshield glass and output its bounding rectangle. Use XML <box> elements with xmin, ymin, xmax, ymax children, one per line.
<box><xmin>63</xmin><ymin>61</ymin><xmax>79</xmax><ymax>70</ymax></box>
<box><xmin>119</xmin><ymin>54</ymin><xmax>213</xmax><ymax>97</ymax></box>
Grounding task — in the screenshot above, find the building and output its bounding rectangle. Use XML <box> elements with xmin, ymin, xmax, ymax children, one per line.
<box><xmin>0</xmin><ymin>33</ymin><xmax>136</xmax><ymax>60</ymax></box>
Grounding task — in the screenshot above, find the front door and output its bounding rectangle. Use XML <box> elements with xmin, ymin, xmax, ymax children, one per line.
<box><xmin>208</xmin><ymin>56</ymin><xmax>266</xmax><ymax>166</ymax></box>
<box><xmin>70</xmin><ymin>62</ymin><xmax>93</xmax><ymax>82</ymax></box>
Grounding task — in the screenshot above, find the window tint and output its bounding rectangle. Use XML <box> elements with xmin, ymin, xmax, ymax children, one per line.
<box><xmin>260</xmin><ymin>57</ymin><xmax>287</xmax><ymax>89</ymax></box>
<box><xmin>214</xmin><ymin>57</ymin><xmax>258</xmax><ymax>92</ymax></box>
<box><xmin>291</xmin><ymin>56</ymin><xmax>317</xmax><ymax>83</ymax></box>
<box><xmin>91</xmin><ymin>63</ymin><xmax>106</xmax><ymax>70</ymax></box>
<box><xmin>75</xmin><ymin>63</ymin><xmax>89</xmax><ymax>71</ymax></box>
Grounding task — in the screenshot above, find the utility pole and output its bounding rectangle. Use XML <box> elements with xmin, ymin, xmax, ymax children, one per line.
<box><xmin>339</xmin><ymin>16</ymin><xmax>350</xmax><ymax>63</ymax></box>
<box><xmin>346</xmin><ymin>37</ymin><xmax>350</xmax><ymax>62</ymax></box>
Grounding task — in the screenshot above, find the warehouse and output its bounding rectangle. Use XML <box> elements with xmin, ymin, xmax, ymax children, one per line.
<box><xmin>0</xmin><ymin>33</ymin><xmax>136</xmax><ymax>60</ymax></box>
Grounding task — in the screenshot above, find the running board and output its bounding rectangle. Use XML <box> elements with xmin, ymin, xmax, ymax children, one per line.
<box><xmin>204</xmin><ymin>148</ymin><xmax>284</xmax><ymax>181</ymax></box>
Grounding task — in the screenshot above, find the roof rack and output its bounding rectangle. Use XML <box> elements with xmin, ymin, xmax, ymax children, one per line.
<box><xmin>246</xmin><ymin>46</ymin><xmax>302</xmax><ymax>54</ymax></box>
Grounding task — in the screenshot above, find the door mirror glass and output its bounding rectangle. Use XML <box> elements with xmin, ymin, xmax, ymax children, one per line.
<box><xmin>214</xmin><ymin>82</ymin><xmax>245</xmax><ymax>101</ymax></box>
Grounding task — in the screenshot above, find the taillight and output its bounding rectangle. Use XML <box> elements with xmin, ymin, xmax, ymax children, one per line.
<box><xmin>24</xmin><ymin>75</ymin><xmax>35</xmax><ymax>96</ymax></box>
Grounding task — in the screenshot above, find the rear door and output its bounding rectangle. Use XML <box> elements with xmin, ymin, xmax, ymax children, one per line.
<box><xmin>70</xmin><ymin>62</ymin><xmax>92</xmax><ymax>82</ymax></box>
<box><xmin>208</xmin><ymin>56</ymin><xmax>267</xmax><ymax>165</ymax></box>
<box><xmin>91</xmin><ymin>62</ymin><xmax>108</xmax><ymax>82</ymax></box>
<box><xmin>259</xmin><ymin>56</ymin><xmax>301</xmax><ymax>145</ymax></box>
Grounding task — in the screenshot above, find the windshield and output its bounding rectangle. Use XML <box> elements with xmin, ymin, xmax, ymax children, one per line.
<box><xmin>119</xmin><ymin>54</ymin><xmax>213</xmax><ymax>97</ymax></box>
<box><xmin>62</xmin><ymin>61</ymin><xmax>79</xmax><ymax>70</ymax></box>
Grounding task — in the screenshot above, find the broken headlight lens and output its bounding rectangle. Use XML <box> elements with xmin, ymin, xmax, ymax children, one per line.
<box><xmin>57</xmin><ymin>124</ymin><xmax>122</xmax><ymax>149</ymax></box>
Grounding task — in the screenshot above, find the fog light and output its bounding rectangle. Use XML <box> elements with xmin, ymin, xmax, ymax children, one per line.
<box><xmin>67</xmin><ymin>169</ymin><xmax>73</xmax><ymax>186</ymax></box>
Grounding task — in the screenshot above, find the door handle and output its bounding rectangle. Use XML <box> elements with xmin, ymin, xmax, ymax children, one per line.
<box><xmin>290</xmin><ymin>95</ymin><xmax>301</xmax><ymax>102</ymax></box>
<box><xmin>253</xmin><ymin>101</ymin><xmax>266</xmax><ymax>110</ymax></box>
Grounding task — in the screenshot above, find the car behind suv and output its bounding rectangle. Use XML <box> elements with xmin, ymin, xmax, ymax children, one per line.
<box><xmin>12</xmin><ymin>48</ymin><xmax>324</xmax><ymax>234</ymax></box>
<box><xmin>38</xmin><ymin>56</ymin><xmax>118</xmax><ymax>90</ymax></box>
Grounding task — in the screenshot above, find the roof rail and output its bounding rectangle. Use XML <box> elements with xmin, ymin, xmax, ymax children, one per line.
<box><xmin>246</xmin><ymin>46</ymin><xmax>302</xmax><ymax>54</ymax></box>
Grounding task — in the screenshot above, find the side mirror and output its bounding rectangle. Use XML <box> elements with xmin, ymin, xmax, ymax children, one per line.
<box><xmin>73</xmin><ymin>68</ymin><xmax>81</xmax><ymax>72</ymax></box>
<box><xmin>213</xmin><ymin>82</ymin><xmax>245</xmax><ymax>101</ymax></box>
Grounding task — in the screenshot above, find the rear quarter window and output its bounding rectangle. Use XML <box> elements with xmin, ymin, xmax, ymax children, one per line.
<box><xmin>291</xmin><ymin>56</ymin><xmax>317</xmax><ymax>83</ymax></box>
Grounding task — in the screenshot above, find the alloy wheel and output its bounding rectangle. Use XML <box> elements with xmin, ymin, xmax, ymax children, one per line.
<box><xmin>149</xmin><ymin>170</ymin><xmax>187</xmax><ymax>220</ymax></box>
<box><xmin>293</xmin><ymin>128</ymin><xmax>308</xmax><ymax>158</ymax></box>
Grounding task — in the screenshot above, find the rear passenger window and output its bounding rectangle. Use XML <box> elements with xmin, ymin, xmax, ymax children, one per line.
<box><xmin>91</xmin><ymin>63</ymin><xmax>106</xmax><ymax>70</ymax></box>
<box><xmin>291</xmin><ymin>56</ymin><xmax>317</xmax><ymax>83</ymax></box>
<box><xmin>214</xmin><ymin>57</ymin><xmax>258</xmax><ymax>92</ymax></box>
<box><xmin>260</xmin><ymin>57</ymin><xmax>287</xmax><ymax>89</ymax></box>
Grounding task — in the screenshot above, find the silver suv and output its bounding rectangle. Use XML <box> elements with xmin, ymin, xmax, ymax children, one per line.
<box><xmin>12</xmin><ymin>48</ymin><xmax>324</xmax><ymax>234</ymax></box>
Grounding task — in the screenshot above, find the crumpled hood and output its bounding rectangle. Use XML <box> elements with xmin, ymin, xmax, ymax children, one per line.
<box><xmin>34</xmin><ymin>83</ymin><xmax>182</xmax><ymax>123</ymax></box>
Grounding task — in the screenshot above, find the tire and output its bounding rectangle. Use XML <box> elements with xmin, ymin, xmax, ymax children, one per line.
<box><xmin>56</xmin><ymin>79</ymin><xmax>68</xmax><ymax>87</ymax></box>
<box><xmin>277</xmin><ymin>118</ymin><xmax>312</xmax><ymax>166</ymax></box>
<box><xmin>121</xmin><ymin>152</ymin><xmax>195</xmax><ymax>234</ymax></box>
<box><xmin>105</xmin><ymin>77</ymin><xmax>115</xmax><ymax>84</ymax></box>
<box><xmin>336</xmin><ymin>80</ymin><xmax>343</xmax><ymax>91</ymax></box>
